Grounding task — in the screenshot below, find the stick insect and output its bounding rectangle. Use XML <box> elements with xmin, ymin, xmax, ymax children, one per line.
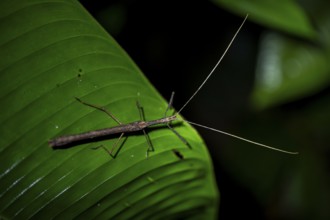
<box><xmin>49</xmin><ymin>15</ymin><xmax>298</xmax><ymax>157</ymax></box>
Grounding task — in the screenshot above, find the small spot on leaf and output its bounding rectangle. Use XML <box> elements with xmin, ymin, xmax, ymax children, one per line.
<box><xmin>172</xmin><ymin>149</ymin><xmax>184</xmax><ymax>160</ymax></box>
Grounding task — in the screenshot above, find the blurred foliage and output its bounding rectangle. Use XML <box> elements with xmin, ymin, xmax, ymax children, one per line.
<box><xmin>213</xmin><ymin>0</ymin><xmax>316</xmax><ymax>39</ymax></box>
<box><xmin>213</xmin><ymin>0</ymin><xmax>329</xmax><ymax>109</ymax></box>
<box><xmin>253</xmin><ymin>32</ymin><xmax>329</xmax><ymax>109</ymax></box>
<box><xmin>212</xmin><ymin>0</ymin><xmax>330</xmax><ymax>219</ymax></box>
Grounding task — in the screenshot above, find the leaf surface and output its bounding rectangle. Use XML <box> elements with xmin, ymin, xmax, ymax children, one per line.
<box><xmin>0</xmin><ymin>1</ymin><xmax>218</xmax><ymax>219</ymax></box>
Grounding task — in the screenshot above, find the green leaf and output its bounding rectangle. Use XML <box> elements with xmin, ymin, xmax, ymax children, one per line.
<box><xmin>251</xmin><ymin>31</ymin><xmax>330</xmax><ymax>109</ymax></box>
<box><xmin>212</xmin><ymin>0</ymin><xmax>316</xmax><ymax>39</ymax></box>
<box><xmin>0</xmin><ymin>0</ymin><xmax>218</xmax><ymax>219</ymax></box>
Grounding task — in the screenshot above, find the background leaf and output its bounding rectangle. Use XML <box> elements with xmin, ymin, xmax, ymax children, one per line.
<box><xmin>251</xmin><ymin>0</ymin><xmax>330</xmax><ymax>109</ymax></box>
<box><xmin>212</xmin><ymin>0</ymin><xmax>316</xmax><ymax>38</ymax></box>
<box><xmin>206</xmin><ymin>0</ymin><xmax>330</xmax><ymax>219</ymax></box>
<box><xmin>252</xmin><ymin>31</ymin><xmax>330</xmax><ymax>109</ymax></box>
<box><xmin>0</xmin><ymin>0</ymin><xmax>218</xmax><ymax>219</ymax></box>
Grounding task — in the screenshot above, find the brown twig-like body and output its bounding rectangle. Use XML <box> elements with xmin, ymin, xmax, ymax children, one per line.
<box><xmin>49</xmin><ymin>116</ymin><xmax>177</xmax><ymax>148</ymax></box>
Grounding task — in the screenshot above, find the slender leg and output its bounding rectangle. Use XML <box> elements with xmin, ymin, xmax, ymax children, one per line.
<box><xmin>110</xmin><ymin>132</ymin><xmax>125</xmax><ymax>155</ymax></box>
<box><xmin>164</xmin><ymin>92</ymin><xmax>189</xmax><ymax>147</ymax></box>
<box><xmin>136</xmin><ymin>101</ymin><xmax>145</xmax><ymax>121</ymax></box>
<box><xmin>136</xmin><ymin>101</ymin><xmax>154</xmax><ymax>157</ymax></box>
<box><xmin>167</xmin><ymin>123</ymin><xmax>191</xmax><ymax>149</ymax></box>
<box><xmin>142</xmin><ymin>129</ymin><xmax>155</xmax><ymax>158</ymax></box>
<box><xmin>92</xmin><ymin>145</ymin><xmax>115</xmax><ymax>158</ymax></box>
<box><xmin>164</xmin><ymin>92</ymin><xmax>175</xmax><ymax>117</ymax></box>
<box><xmin>75</xmin><ymin>97</ymin><xmax>122</xmax><ymax>125</ymax></box>
<box><xmin>92</xmin><ymin>132</ymin><xmax>125</xmax><ymax>158</ymax></box>
<box><xmin>142</xmin><ymin>129</ymin><xmax>154</xmax><ymax>158</ymax></box>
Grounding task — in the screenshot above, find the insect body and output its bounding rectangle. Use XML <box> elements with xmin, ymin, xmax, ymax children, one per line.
<box><xmin>49</xmin><ymin>94</ymin><xmax>183</xmax><ymax>157</ymax></box>
<box><xmin>49</xmin><ymin>113</ymin><xmax>177</xmax><ymax>148</ymax></box>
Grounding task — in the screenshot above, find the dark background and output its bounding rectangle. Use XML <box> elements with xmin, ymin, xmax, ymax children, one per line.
<box><xmin>80</xmin><ymin>0</ymin><xmax>330</xmax><ymax>219</ymax></box>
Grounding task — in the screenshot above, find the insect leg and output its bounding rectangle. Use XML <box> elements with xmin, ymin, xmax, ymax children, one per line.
<box><xmin>136</xmin><ymin>101</ymin><xmax>145</xmax><ymax>121</ymax></box>
<box><xmin>142</xmin><ymin>129</ymin><xmax>154</xmax><ymax>158</ymax></box>
<box><xmin>167</xmin><ymin>123</ymin><xmax>191</xmax><ymax>149</ymax></box>
<box><xmin>165</xmin><ymin>93</ymin><xmax>190</xmax><ymax>148</ymax></box>
<box><xmin>75</xmin><ymin>97</ymin><xmax>122</xmax><ymax>125</ymax></box>
<box><xmin>110</xmin><ymin>132</ymin><xmax>125</xmax><ymax>157</ymax></box>
<box><xmin>92</xmin><ymin>132</ymin><xmax>125</xmax><ymax>158</ymax></box>
<box><xmin>136</xmin><ymin>101</ymin><xmax>154</xmax><ymax>157</ymax></box>
<box><xmin>92</xmin><ymin>145</ymin><xmax>115</xmax><ymax>158</ymax></box>
<box><xmin>164</xmin><ymin>92</ymin><xmax>175</xmax><ymax>117</ymax></box>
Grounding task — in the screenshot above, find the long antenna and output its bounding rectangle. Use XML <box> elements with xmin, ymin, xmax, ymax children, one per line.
<box><xmin>174</xmin><ymin>14</ymin><xmax>298</xmax><ymax>155</ymax></box>
<box><xmin>185</xmin><ymin>120</ymin><xmax>298</xmax><ymax>154</ymax></box>
<box><xmin>176</xmin><ymin>14</ymin><xmax>248</xmax><ymax>115</ymax></box>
